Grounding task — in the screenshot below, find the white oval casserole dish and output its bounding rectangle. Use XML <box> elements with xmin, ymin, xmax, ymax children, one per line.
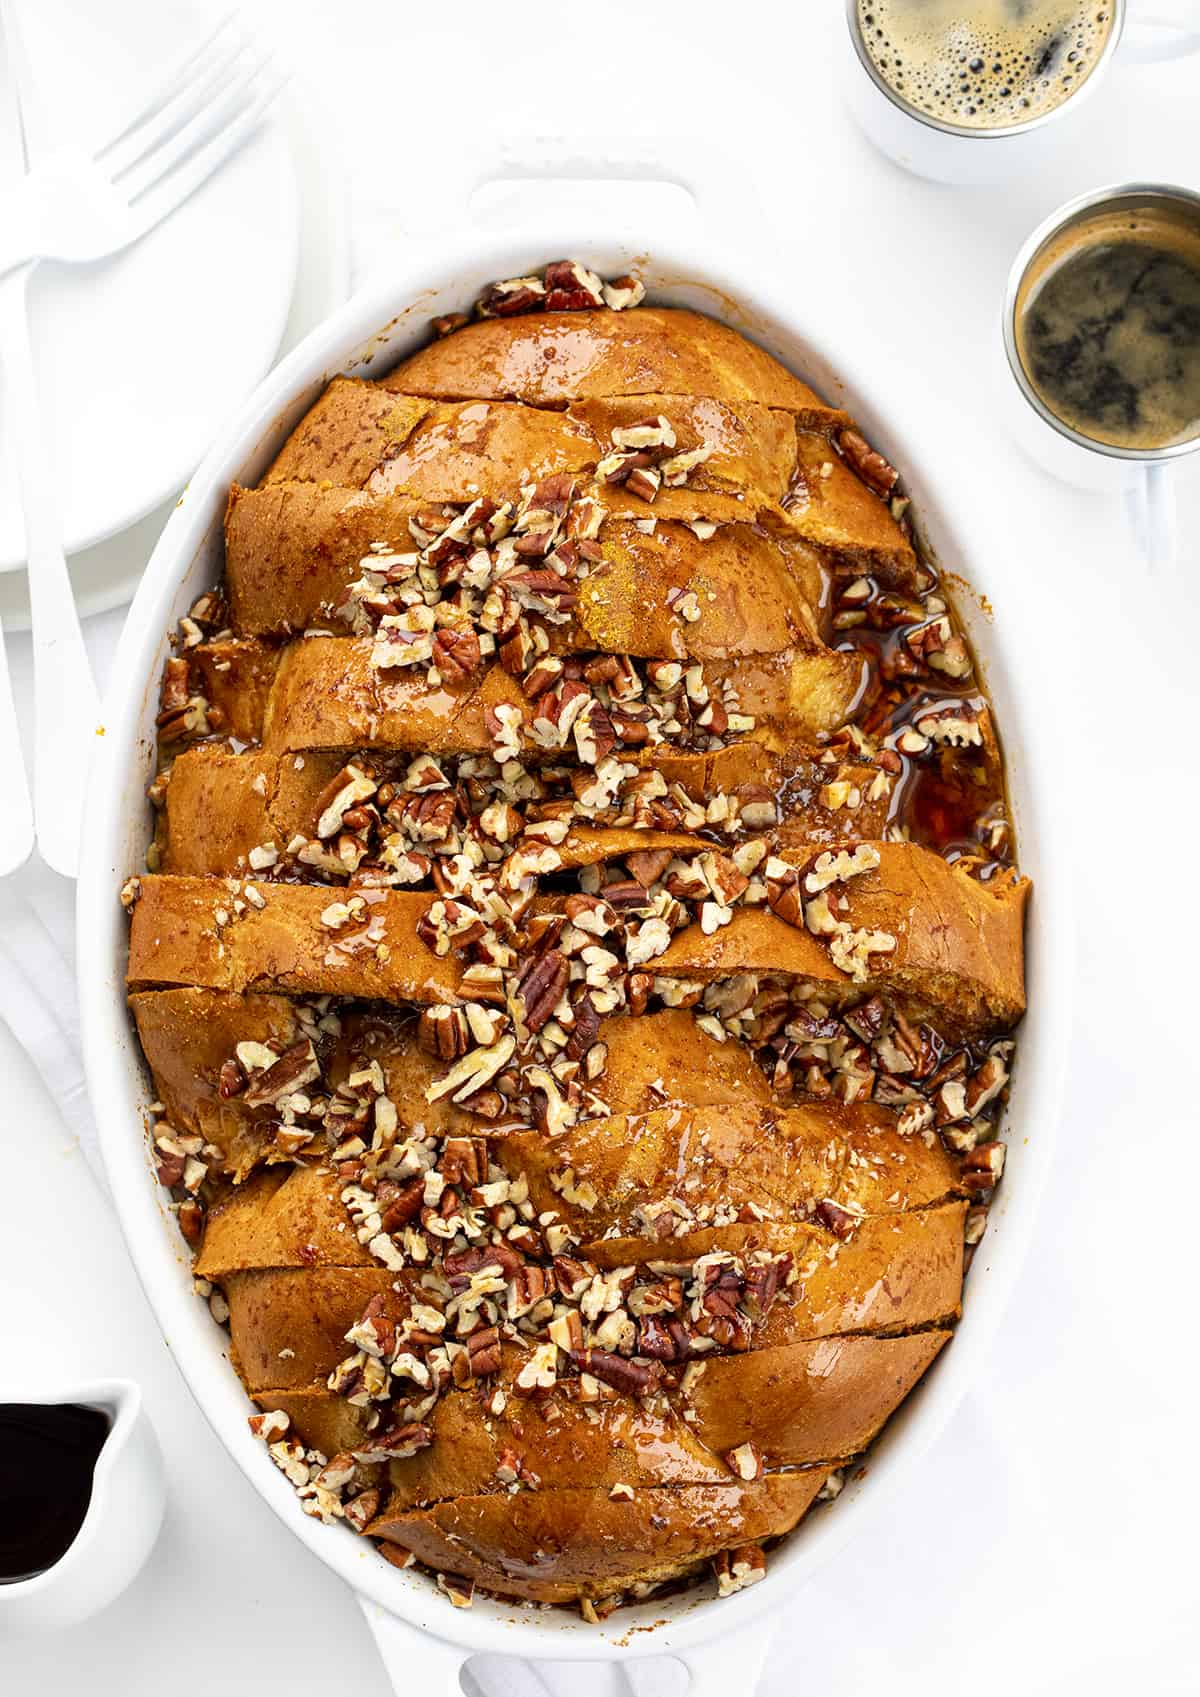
<box><xmin>77</xmin><ymin>211</ymin><xmax>1070</xmax><ymax>1694</ymax></box>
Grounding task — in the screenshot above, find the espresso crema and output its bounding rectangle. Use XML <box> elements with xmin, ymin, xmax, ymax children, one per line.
<box><xmin>856</xmin><ymin>0</ymin><xmax>1114</xmax><ymax>129</ymax></box>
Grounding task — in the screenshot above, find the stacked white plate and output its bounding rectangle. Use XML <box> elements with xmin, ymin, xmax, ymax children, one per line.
<box><xmin>0</xmin><ymin>0</ymin><xmax>349</xmax><ymax>626</ymax></box>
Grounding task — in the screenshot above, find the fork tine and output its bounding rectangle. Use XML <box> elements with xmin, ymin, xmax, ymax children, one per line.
<box><xmin>102</xmin><ymin>29</ymin><xmax>252</xmax><ymax>185</ymax></box>
<box><xmin>122</xmin><ymin>71</ymin><xmax>290</xmax><ymax>243</ymax></box>
<box><xmin>94</xmin><ymin>10</ymin><xmax>240</xmax><ymax>160</ymax></box>
<box><xmin>117</xmin><ymin>51</ymin><xmax>272</xmax><ymax>206</ymax></box>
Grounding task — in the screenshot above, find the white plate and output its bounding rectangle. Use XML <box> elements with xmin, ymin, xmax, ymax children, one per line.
<box><xmin>0</xmin><ymin>0</ymin><xmax>299</xmax><ymax>573</ymax></box>
<box><xmin>0</xmin><ymin>79</ymin><xmax>348</xmax><ymax>630</ymax></box>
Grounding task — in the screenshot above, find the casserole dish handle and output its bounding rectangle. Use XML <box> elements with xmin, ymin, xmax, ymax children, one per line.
<box><xmin>387</xmin><ymin>133</ymin><xmax>759</xmax><ymax>251</ymax></box>
<box><xmin>359</xmin><ymin>1597</ymin><xmax>468</xmax><ymax>1695</ymax></box>
<box><xmin>359</xmin><ymin>1594</ymin><xmax>779</xmax><ymax>1695</ymax></box>
<box><xmin>675</xmin><ymin>1617</ymin><xmax>780</xmax><ymax>1696</ymax></box>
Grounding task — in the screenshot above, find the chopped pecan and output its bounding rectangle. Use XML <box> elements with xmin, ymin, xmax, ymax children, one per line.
<box><xmin>574</xmin><ymin>699</ymin><xmax>616</xmax><ymax>765</ymax></box>
<box><xmin>960</xmin><ymin>1141</ymin><xmax>1006</xmax><ymax>1195</ymax></box>
<box><xmin>419</xmin><ymin>1005</ymin><xmax>470</xmax><ymax>1061</ymax></box>
<box><xmin>814</xmin><ymin>1198</ymin><xmax>860</xmax><ymax>1239</ymax></box>
<box><xmin>741</xmin><ymin>1257</ymin><xmax>786</xmax><ymax>1319</ymax></box>
<box><xmin>569</xmin><ymin>1349</ymin><xmax>657</xmax><ymax>1397</ymax></box>
<box><xmin>518</xmin><ymin>949</ymin><xmax>569</xmax><ymax>1032</ymax></box>
<box><xmin>725</xmin><ymin>1441</ymin><xmax>763</xmax><ymax>1482</ymax></box>
<box><xmin>507</xmin><ymin>1264</ymin><xmax>551</xmax><ymax>1320</ymax></box>
<box><xmin>440</xmin><ymin>1135</ymin><xmax>487</xmax><ymax>1187</ymax></box>
<box><xmin>602</xmin><ymin>274</ymin><xmax>645</xmax><ymax>310</ymax></box>
<box><xmin>154</xmin><ymin>1143</ymin><xmax>186</xmax><ymax>1188</ymax></box>
<box><xmin>372</xmin><ymin>1421</ymin><xmax>434</xmax><ymax>1458</ymax></box>
<box><xmin>467</xmin><ymin>1325</ymin><xmax>502</xmax><ymax>1377</ymax></box>
<box><xmin>433</xmin><ymin>627</ymin><xmax>482</xmax><ymax>684</ymax></box>
<box><xmin>843</xmin><ymin>995</ymin><xmax>887</xmax><ymax>1043</ymax></box>
<box><xmin>522</xmin><ymin>655</ymin><xmax>564</xmax><ymax>699</ymax></box>
<box><xmin>377</xmin><ymin>1177</ymin><xmax>426</xmax><ymax>1232</ymax></box>
<box><xmin>601</xmin><ymin>879</ymin><xmax>650</xmax><ymax>913</ymax></box>
<box><xmin>177</xmin><ymin>1199</ymin><xmax>204</xmax><ymax>1246</ymax></box>
<box><xmin>626</xmin><ymin>848</ymin><xmax>673</xmax><ymax>887</ymax></box>
<box><xmin>159</xmin><ymin>656</ymin><xmax>190</xmax><ymax>713</ymax></box>
<box><xmin>713</xmin><ymin>1542</ymin><xmax>766</xmax><ymax>1597</ymax></box>
<box><xmin>765</xmin><ymin>860</ymin><xmax>804</xmax><ymax>927</ymax></box>
<box><xmin>243</xmin><ymin>1040</ymin><xmax>321</xmax><ymax>1110</ymax></box>
<box><xmin>637</xmin><ymin>1316</ymin><xmax>681</xmax><ymax>1361</ymax></box>
<box><xmin>837</xmin><ymin>427</ymin><xmax>899</xmax><ymax>499</ymax></box>
<box><xmin>477</xmin><ymin>276</ymin><xmax>545</xmax><ymax>318</ymax></box>
<box><xmin>343</xmin><ymin>1487</ymin><xmax>382</xmax><ymax>1532</ymax></box>
<box><xmin>543</xmin><ymin>259</ymin><xmax>605</xmax><ymax>311</ymax></box>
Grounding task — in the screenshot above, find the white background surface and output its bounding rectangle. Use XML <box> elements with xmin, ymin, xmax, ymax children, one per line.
<box><xmin>2</xmin><ymin>2</ymin><xmax>1199</xmax><ymax>1693</ymax></box>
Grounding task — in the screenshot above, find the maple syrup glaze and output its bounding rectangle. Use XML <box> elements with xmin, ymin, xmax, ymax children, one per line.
<box><xmin>824</xmin><ymin>562</ymin><xmax>1012</xmax><ymax>877</ymax></box>
<box><xmin>0</xmin><ymin>1403</ymin><xmax>110</xmax><ymax>1582</ymax></box>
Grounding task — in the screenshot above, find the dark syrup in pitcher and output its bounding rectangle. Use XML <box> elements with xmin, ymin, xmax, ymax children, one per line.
<box><xmin>0</xmin><ymin>1403</ymin><xmax>110</xmax><ymax>1582</ymax></box>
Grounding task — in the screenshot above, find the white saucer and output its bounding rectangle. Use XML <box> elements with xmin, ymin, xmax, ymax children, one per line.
<box><xmin>0</xmin><ymin>71</ymin><xmax>348</xmax><ymax>630</ymax></box>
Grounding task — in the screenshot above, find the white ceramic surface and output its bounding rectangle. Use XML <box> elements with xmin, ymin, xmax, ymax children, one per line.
<box><xmin>0</xmin><ymin>1379</ymin><xmax>165</xmax><ymax>1633</ymax></box>
<box><xmin>0</xmin><ymin>0</ymin><xmax>298</xmax><ymax>572</ymax></box>
<box><xmin>76</xmin><ymin>205</ymin><xmax>1070</xmax><ymax>1690</ymax></box>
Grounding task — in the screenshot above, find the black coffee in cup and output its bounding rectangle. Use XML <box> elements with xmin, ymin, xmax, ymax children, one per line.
<box><xmin>855</xmin><ymin>0</ymin><xmax>1115</xmax><ymax>129</ymax></box>
<box><xmin>1015</xmin><ymin>205</ymin><xmax>1200</xmax><ymax>451</ymax></box>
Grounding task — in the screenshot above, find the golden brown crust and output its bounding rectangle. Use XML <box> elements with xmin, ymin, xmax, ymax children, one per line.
<box><xmin>380</xmin><ymin>308</ymin><xmax>830</xmax><ymax>413</ymax></box>
<box><xmin>228</xmin><ymin>1266</ymin><xmax>395</xmax><ymax>1392</ymax></box>
<box><xmin>262</xmin><ymin>643</ymin><xmax>522</xmax><ymax>755</ymax></box>
<box><xmin>249</xmin><ymin>640</ymin><xmax>862</xmax><ymax>753</ymax></box>
<box><xmin>226</xmin><ymin>483</ymin><xmax>826</xmax><ymax>648</ymax></box>
<box><xmin>226</xmin><ymin>1204</ymin><xmax>963</xmax><ymax>1404</ymax></box>
<box><xmin>127</xmin><ymin>876</ymin><xmax>459</xmax><ymax>1004</ymax></box>
<box><xmin>157</xmin><ymin>743</ymin><xmax>890</xmax><ymax>878</ymax></box>
<box><xmin>129</xmin><ymin>842</ymin><xmax>1021</xmax><ymax>1030</ymax></box>
<box><xmin>386</xmin><ymin>1385</ymin><xmax>731</xmax><ymax>1510</ymax></box>
<box><xmin>195</xmin><ymin>1164</ymin><xmax>372</xmax><ymax>1278</ymax></box>
<box><xmin>264</xmin><ymin>383</ymin><xmax>820</xmax><ymax>503</ymax></box>
<box><xmin>497</xmin><ymin>1100</ymin><xmax>962</xmax><ymax>1238</ymax></box>
<box><xmin>156</xmin><ymin>744</ymin><xmax>705</xmax><ymax>877</ymax></box>
<box><xmin>367</xmin><ymin>1472</ymin><xmax>830</xmax><ymax>1603</ymax></box>
<box><xmin>130</xmin><ymin>988</ymin><xmax>303</xmax><ymax>1176</ymax></box>
<box><xmin>656</xmin><ymin>846</ymin><xmax>1028</xmax><ymax>1033</ymax></box>
<box><xmin>576</xmin><ymin>520</ymin><xmax>818</xmax><ymax>656</ymax></box>
<box><xmin>251</xmin><ymin>1385</ymin><xmax>370</xmax><ymax>1460</ymax></box>
<box><xmin>264</xmin><ymin>382</ymin><xmax>430</xmax><ymax>487</ymax></box>
<box><xmin>131</xmin><ymin>992</ymin><xmax>484</xmax><ymax>1170</ymax></box>
<box><xmin>688</xmin><ymin>1330</ymin><xmax>950</xmax><ymax>1466</ymax></box>
<box><xmin>787</xmin><ymin>431</ymin><xmax>919</xmax><ymax>585</ymax></box>
<box><xmin>189</xmin><ymin>638</ymin><xmax>278</xmax><ymax>746</ymax></box>
<box><xmin>595</xmin><ymin>1007</ymin><xmax>775</xmax><ymax>1115</ymax></box>
<box><xmin>586</xmin><ymin>1207</ymin><xmax>966</xmax><ymax>1346</ymax></box>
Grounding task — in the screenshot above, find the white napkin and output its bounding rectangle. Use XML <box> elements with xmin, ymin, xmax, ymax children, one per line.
<box><xmin>0</xmin><ymin>858</ymin><xmax>107</xmax><ymax>1191</ymax></box>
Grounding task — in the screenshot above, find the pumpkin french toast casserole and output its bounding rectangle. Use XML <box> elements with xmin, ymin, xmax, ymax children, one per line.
<box><xmin>122</xmin><ymin>259</ymin><xmax>1026</xmax><ymax>1615</ymax></box>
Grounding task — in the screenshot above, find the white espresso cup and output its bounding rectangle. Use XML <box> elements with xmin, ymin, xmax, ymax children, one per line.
<box><xmin>1001</xmin><ymin>182</ymin><xmax>1200</xmax><ymax>571</ymax></box>
<box><xmin>841</xmin><ymin>0</ymin><xmax>1200</xmax><ymax>185</ymax></box>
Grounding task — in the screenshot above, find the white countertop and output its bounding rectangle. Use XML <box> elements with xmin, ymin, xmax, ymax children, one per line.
<box><xmin>3</xmin><ymin>2</ymin><xmax>1199</xmax><ymax>1692</ymax></box>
